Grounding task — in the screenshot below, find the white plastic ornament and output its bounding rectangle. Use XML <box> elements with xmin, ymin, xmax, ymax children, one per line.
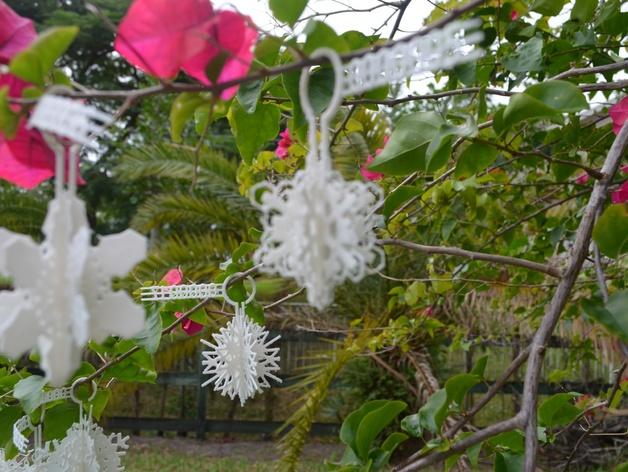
<box><xmin>0</xmin><ymin>96</ymin><xmax>147</xmax><ymax>386</ymax></box>
<box><xmin>200</xmin><ymin>276</ymin><xmax>281</xmax><ymax>405</ymax></box>
<box><xmin>251</xmin><ymin>50</ymin><xmax>385</xmax><ymax>310</ymax></box>
<box><xmin>252</xmin><ymin>21</ymin><xmax>483</xmax><ymax>310</ymax></box>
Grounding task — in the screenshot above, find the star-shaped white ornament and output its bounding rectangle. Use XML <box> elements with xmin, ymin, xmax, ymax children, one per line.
<box><xmin>201</xmin><ymin>307</ymin><xmax>280</xmax><ymax>405</ymax></box>
<box><xmin>0</xmin><ymin>192</ymin><xmax>147</xmax><ymax>386</ymax></box>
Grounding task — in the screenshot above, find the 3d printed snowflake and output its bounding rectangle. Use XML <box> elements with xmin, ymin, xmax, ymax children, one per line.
<box><xmin>201</xmin><ymin>307</ymin><xmax>280</xmax><ymax>405</ymax></box>
<box><xmin>0</xmin><ymin>192</ymin><xmax>147</xmax><ymax>386</ymax></box>
<box><xmin>252</xmin><ymin>159</ymin><xmax>385</xmax><ymax>310</ymax></box>
<box><xmin>46</xmin><ymin>412</ymin><xmax>129</xmax><ymax>472</ymax></box>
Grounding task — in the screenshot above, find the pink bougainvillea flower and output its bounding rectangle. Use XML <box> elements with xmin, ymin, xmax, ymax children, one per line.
<box><xmin>162</xmin><ymin>267</ymin><xmax>184</xmax><ymax>285</ymax></box>
<box><xmin>275</xmin><ymin>128</ymin><xmax>292</xmax><ymax>159</ymax></box>
<box><xmin>610</xmin><ymin>97</ymin><xmax>628</xmax><ymax>134</ymax></box>
<box><xmin>114</xmin><ymin>0</ymin><xmax>257</xmax><ymax>99</ymax></box>
<box><xmin>575</xmin><ymin>173</ymin><xmax>590</xmax><ymax>185</ymax></box>
<box><xmin>510</xmin><ymin>9</ymin><xmax>519</xmax><ymax>20</ymax></box>
<box><xmin>611</xmin><ymin>181</ymin><xmax>628</xmax><ymax>204</ymax></box>
<box><xmin>174</xmin><ymin>311</ymin><xmax>204</xmax><ymax>336</ymax></box>
<box><xmin>360</xmin><ymin>154</ymin><xmax>384</xmax><ymax>181</ymax></box>
<box><xmin>182</xmin><ymin>10</ymin><xmax>258</xmax><ymax>99</ymax></box>
<box><xmin>0</xmin><ymin>72</ymin><xmax>30</xmax><ymax>112</ymax></box>
<box><xmin>0</xmin><ymin>120</ymin><xmax>86</xmax><ymax>189</ymax></box>
<box><xmin>360</xmin><ymin>136</ymin><xmax>389</xmax><ymax>181</ymax></box>
<box><xmin>0</xmin><ymin>1</ymin><xmax>37</xmax><ymax>64</ymax></box>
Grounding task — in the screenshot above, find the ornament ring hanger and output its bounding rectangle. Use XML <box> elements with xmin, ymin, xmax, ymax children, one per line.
<box><xmin>70</xmin><ymin>376</ymin><xmax>98</xmax><ymax>405</ymax></box>
<box><xmin>298</xmin><ymin>48</ymin><xmax>344</xmax><ymax>169</ymax></box>
<box><xmin>221</xmin><ymin>273</ymin><xmax>256</xmax><ymax>307</ymax></box>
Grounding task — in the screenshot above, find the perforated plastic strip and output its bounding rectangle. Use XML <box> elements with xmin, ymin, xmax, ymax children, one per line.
<box><xmin>140</xmin><ymin>283</ymin><xmax>224</xmax><ymax>301</ymax></box>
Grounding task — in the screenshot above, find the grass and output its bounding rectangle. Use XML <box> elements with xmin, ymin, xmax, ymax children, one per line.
<box><xmin>124</xmin><ymin>448</ymin><xmax>328</xmax><ymax>471</ymax></box>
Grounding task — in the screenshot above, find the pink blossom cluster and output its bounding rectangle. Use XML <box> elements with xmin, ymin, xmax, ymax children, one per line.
<box><xmin>360</xmin><ymin>136</ymin><xmax>389</xmax><ymax>181</ymax></box>
<box><xmin>275</xmin><ymin>129</ymin><xmax>292</xmax><ymax>159</ymax></box>
<box><xmin>162</xmin><ymin>268</ymin><xmax>204</xmax><ymax>336</ymax></box>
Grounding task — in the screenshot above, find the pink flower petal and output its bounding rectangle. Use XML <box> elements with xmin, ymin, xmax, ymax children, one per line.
<box><xmin>0</xmin><ymin>72</ymin><xmax>30</xmax><ymax>112</ymax></box>
<box><xmin>162</xmin><ymin>268</ymin><xmax>183</xmax><ymax>285</ymax></box>
<box><xmin>175</xmin><ymin>311</ymin><xmax>204</xmax><ymax>336</ymax></box>
<box><xmin>114</xmin><ymin>0</ymin><xmax>215</xmax><ymax>79</ymax></box>
<box><xmin>611</xmin><ymin>181</ymin><xmax>628</xmax><ymax>204</ymax></box>
<box><xmin>0</xmin><ymin>2</ymin><xmax>37</xmax><ymax>64</ymax></box>
<box><xmin>575</xmin><ymin>173</ymin><xmax>589</xmax><ymax>185</ymax></box>
<box><xmin>360</xmin><ymin>154</ymin><xmax>384</xmax><ymax>181</ymax></box>
<box><xmin>610</xmin><ymin>97</ymin><xmax>628</xmax><ymax>135</ymax></box>
<box><xmin>0</xmin><ymin>121</ymin><xmax>85</xmax><ymax>189</ymax></box>
<box><xmin>182</xmin><ymin>10</ymin><xmax>257</xmax><ymax>99</ymax></box>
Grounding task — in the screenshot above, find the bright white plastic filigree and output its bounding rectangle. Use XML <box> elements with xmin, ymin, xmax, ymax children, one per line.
<box><xmin>28</xmin><ymin>94</ymin><xmax>112</xmax><ymax>146</ymax></box>
<box><xmin>251</xmin><ymin>22</ymin><xmax>482</xmax><ymax>309</ymax></box>
<box><xmin>201</xmin><ymin>279</ymin><xmax>281</xmax><ymax>405</ymax></box>
<box><xmin>252</xmin><ymin>159</ymin><xmax>384</xmax><ymax>310</ymax></box>
<box><xmin>46</xmin><ymin>412</ymin><xmax>129</xmax><ymax>472</ymax></box>
<box><xmin>0</xmin><ymin>192</ymin><xmax>147</xmax><ymax>386</ymax></box>
<box><xmin>0</xmin><ymin>97</ymin><xmax>145</xmax><ymax>387</ymax></box>
<box><xmin>342</xmin><ymin>19</ymin><xmax>483</xmax><ymax>96</ymax></box>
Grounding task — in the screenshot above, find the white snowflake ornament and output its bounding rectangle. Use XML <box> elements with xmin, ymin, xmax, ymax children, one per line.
<box><xmin>201</xmin><ymin>306</ymin><xmax>258</xmax><ymax>406</ymax></box>
<box><xmin>0</xmin><ymin>192</ymin><xmax>146</xmax><ymax>386</ymax></box>
<box><xmin>45</xmin><ymin>412</ymin><xmax>129</xmax><ymax>472</ymax></box>
<box><xmin>201</xmin><ymin>277</ymin><xmax>281</xmax><ymax>405</ymax></box>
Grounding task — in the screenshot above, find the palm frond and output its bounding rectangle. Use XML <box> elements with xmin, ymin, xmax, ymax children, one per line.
<box><xmin>131</xmin><ymin>192</ymin><xmax>255</xmax><ymax>234</ymax></box>
<box><xmin>135</xmin><ymin>232</ymin><xmax>241</xmax><ymax>282</ymax></box>
<box><xmin>0</xmin><ymin>185</ymin><xmax>48</xmax><ymax>238</ymax></box>
<box><xmin>115</xmin><ymin>143</ymin><xmax>239</xmax><ymax>190</ymax></box>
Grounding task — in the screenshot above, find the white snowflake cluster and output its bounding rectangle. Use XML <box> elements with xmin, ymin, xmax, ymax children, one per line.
<box><xmin>0</xmin><ymin>192</ymin><xmax>147</xmax><ymax>386</ymax></box>
<box><xmin>252</xmin><ymin>160</ymin><xmax>385</xmax><ymax>310</ymax></box>
<box><xmin>1</xmin><ymin>414</ymin><xmax>128</xmax><ymax>471</ymax></box>
<box><xmin>201</xmin><ymin>308</ymin><xmax>281</xmax><ymax>405</ymax></box>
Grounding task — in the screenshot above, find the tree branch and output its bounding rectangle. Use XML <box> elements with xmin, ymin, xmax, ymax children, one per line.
<box><xmin>521</xmin><ymin>120</ymin><xmax>628</xmax><ymax>471</ymax></box>
<box><xmin>551</xmin><ymin>60</ymin><xmax>628</xmax><ymax>80</ymax></box>
<box><xmin>379</xmin><ymin>238</ymin><xmax>561</xmax><ymax>278</ymax></box>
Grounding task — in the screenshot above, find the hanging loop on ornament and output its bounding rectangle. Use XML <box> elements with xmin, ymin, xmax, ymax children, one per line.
<box><xmin>70</xmin><ymin>377</ymin><xmax>97</xmax><ymax>405</ymax></box>
<box><xmin>299</xmin><ymin>48</ymin><xmax>344</xmax><ymax>161</ymax></box>
<box><xmin>221</xmin><ymin>273</ymin><xmax>256</xmax><ymax>308</ymax></box>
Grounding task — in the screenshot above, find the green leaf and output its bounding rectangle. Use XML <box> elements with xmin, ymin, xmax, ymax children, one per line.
<box><xmin>44</xmin><ymin>403</ymin><xmax>79</xmax><ymax>441</ymax></box>
<box><xmin>10</xmin><ymin>27</ymin><xmax>79</xmax><ymax>86</ymax></box>
<box><xmin>445</xmin><ymin>373</ymin><xmax>481</xmax><ymax>406</ymax></box>
<box><xmin>488</xmin><ymin>430</ymin><xmax>525</xmax><ymax>453</ymax></box>
<box><xmin>236</xmin><ymin>80</ymin><xmax>264</xmax><ymax>113</ymax></box>
<box><xmin>245</xmin><ymin>301</ymin><xmax>265</xmax><ymax>325</ymax></box>
<box><xmin>303</xmin><ymin>21</ymin><xmax>348</xmax><ymax>54</ymax></box>
<box><xmin>14</xmin><ymin>376</ymin><xmax>47</xmax><ymax>413</ymax></box>
<box><xmin>502</xmin><ymin>36</ymin><xmax>543</xmax><ymax>73</ymax></box>
<box><xmin>502</xmin><ymin>81</ymin><xmax>588</xmax><ymax>130</ymax></box>
<box><xmin>455</xmin><ymin>143</ymin><xmax>498</xmax><ymax>178</ymax></box>
<box><xmin>383</xmin><ymin>186</ymin><xmax>420</xmax><ymax>219</ymax></box>
<box><xmin>355</xmin><ymin>400</ymin><xmax>407</xmax><ymax>460</ymax></box>
<box><xmin>170</xmin><ymin>93</ymin><xmax>207</xmax><ymax>143</ymax></box>
<box><xmin>381</xmin><ymin>432</ymin><xmax>408</xmax><ymax>453</ymax></box>
<box><xmin>531</xmin><ymin>0</ymin><xmax>567</xmax><ymax>16</ymax></box>
<box><xmin>369</xmin><ymin>112</ymin><xmax>444</xmax><ymax>175</ymax></box>
<box><xmin>134</xmin><ymin>307</ymin><xmax>162</xmax><ymax>354</ymax></box>
<box><xmin>232</xmin><ymin>241</ymin><xmax>259</xmax><ymax>261</ymax></box>
<box><xmin>571</xmin><ymin>0</ymin><xmax>597</xmax><ymax>22</ymax></box>
<box><xmin>104</xmin><ymin>345</ymin><xmax>156</xmax><ymax>383</ymax></box>
<box><xmin>269</xmin><ymin>0</ymin><xmax>308</xmax><ymax>26</ymax></box>
<box><xmin>340</xmin><ymin>400</ymin><xmax>388</xmax><ymax>454</ymax></box>
<box><xmin>227</xmin><ymin>101</ymin><xmax>280</xmax><ymax>164</ymax></box>
<box><xmin>470</xmin><ymin>354</ymin><xmax>489</xmax><ymax>378</ymax></box>
<box><xmin>494</xmin><ymin>451</ymin><xmax>524</xmax><ymax>472</ymax></box>
<box><xmin>0</xmin><ymin>87</ymin><xmax>19</xmax><ymax>138</ymax></box>
<box><xmin>593</xmin><ymin>203</ymin><xmax>628</xmax><ymax>258</ymax></box>
<box><xmin>401</xmin><ymin>388</ymin><xmax>448</xmax><ymax>437</ymax></box>
<box><xmin>582</xmin><ymin>292</ymin><xmax>628</xmax><ymax>343</ymax></box>
<box><xmin>538</xmin><ymin>393</ymin><xmax>581</xmax><ymax>428</ymax></box>
<box><xmin>0</xmin><ymin>406</ymin><xmax>23</xmax><ymax>445</ymax></box>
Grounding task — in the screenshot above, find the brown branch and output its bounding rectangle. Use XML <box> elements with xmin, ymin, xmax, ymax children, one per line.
<box><xmin>521</xmin><ymin>120</ymin><xmax>628</xmax><ymax>471</ymax></box>
<box><xmin>389</xmin><ymin>0</ymin><xmax>412</xmax><ymax>39</ymax></box>
<box><xmin>369</xmin><ymin>353</ymin><xmax>422</xmax><ymax>398</ymax></box>
<box><xmin>263</xmin><ymin>287</ymin><xmax>305</xmax><ymax>311</ymax></box>
<box><xmin>379</xmin><ymin>238</ymin><xmax>561</xmax><ymax>277</ymax></box>
<box><xmin>551</xmin><ymin>59</ymin><xmax>628</xmax><ymax>80</ymax></box>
